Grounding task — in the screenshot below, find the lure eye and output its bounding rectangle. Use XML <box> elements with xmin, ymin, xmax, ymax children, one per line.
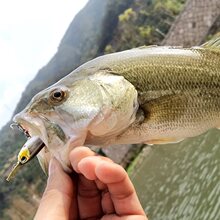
<box><xmin>18</xmin><ymin>146</ymin><xmax>30</xmax><ymax>164</ymax></box>
<box><xmin>20</xmin><ymin>156</ymin><xmax>27</xmax><ymax>164</ymax></box>
<box><xmin>49</xmin><ymin>88</ymin><xmax>67</xmax><ymax>104</ymax></box>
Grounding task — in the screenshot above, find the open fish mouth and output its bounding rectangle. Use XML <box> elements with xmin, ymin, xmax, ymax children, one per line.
<box><xmin>13</xmin><ymin>114</ymin><xmax>49</xmax><ymax>147</ymax></box>
<box><xmin>10</xmin><ymin>122</ymin><xmax>31</xmax><ymax>138</ymax></box>
<box><xmin>6</xmin><ymin>111</ymin><xmax>73</xmax><ymax>181</ymax></box>
<box><xmin>6</xmin><ymin>115</ymin><xmax>49</xmax><ymax>181</ymax></box>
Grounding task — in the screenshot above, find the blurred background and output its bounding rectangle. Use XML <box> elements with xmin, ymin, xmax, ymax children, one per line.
<box><xmin>0</xmin><ymin>0</ymin><xmax>220</xmax><ymax>219</ymax></box>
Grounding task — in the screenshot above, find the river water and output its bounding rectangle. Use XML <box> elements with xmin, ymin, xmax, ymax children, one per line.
<box><xmin>131</xmin><ymin>129</ymin><xmax>220</xmax><ymax>220</ymax></box>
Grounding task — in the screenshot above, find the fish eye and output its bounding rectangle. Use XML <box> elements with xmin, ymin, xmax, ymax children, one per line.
<box><xmin>53</xmin><ymin>91</ymin><xmax>63</xmax><ymax>98</ymax></box>
<box><xmin>49</xmin><ymin>88</ymin><xmax>67</xmax><ymax>104</ymax></box>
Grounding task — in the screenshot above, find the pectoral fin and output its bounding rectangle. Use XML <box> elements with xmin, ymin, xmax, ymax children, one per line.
<box><xmin>37</xmin><ymin>148</ymin><xmax>51</xmax><ymax>175</ymax></box>
<box><xmin>144</xmin><ymin>138</ymin><xmax>184</xmax><ymax>145</ymax></box>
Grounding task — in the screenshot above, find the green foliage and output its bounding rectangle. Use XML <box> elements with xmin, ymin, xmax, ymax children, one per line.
<box><xmin>119</xmin><ymin>8</ymin><xmax>136</xmax><ymax>22</ymax></box>
<box><xmin>154</xmin><ymin>0</ymin><xmax>184</xmax><ymax>15</ymax></box>
<box><xmin>138</xmin><ymin>26</ymin><xmax>152</xmax><ymax>39</ymax></box>
<box><xmin>104</xmin><ymin>44</ymin><xmax>114</xmax><ymax>53</ymax></box>
<box><xmin>105</xmin><ymin>0</ymin><xmax>186</xmax><ymax>52</ymax></box>
<box><xmin>126</xmin><ymin>152</ymin><xmax>141</xmax><ymax>176</ymax></box>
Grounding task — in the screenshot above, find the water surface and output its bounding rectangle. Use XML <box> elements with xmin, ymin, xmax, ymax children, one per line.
<box><xmin>131</xmin><ymin>129</ymin><xmax>220</xmax><ymax>220</ymax></box>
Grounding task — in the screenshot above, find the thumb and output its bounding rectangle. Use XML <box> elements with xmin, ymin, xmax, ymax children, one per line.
<box><xmin>34</xmin><ymin>158</ymin><xmax>74</xmax><ymax>220</ymax></box>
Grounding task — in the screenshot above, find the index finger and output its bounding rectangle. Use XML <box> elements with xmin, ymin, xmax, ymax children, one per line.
<box><xmin>78</xmin><ymin>156</ymin><xmax>146</xmax><ymax>217</ymax></box>
<box><xmin>95</xmin><ymin>161</ymin><xmax>146</xmax><ymax>216</ymax></box>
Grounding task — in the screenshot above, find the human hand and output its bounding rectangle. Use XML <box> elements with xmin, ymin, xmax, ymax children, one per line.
<box><xmin>34</xmin><ymin>147</ymin><xmax>147</xmax><ymax>220</ymax></box>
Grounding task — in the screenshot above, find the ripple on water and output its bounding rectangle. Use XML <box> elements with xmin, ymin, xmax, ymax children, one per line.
<box><xmin>131</xmin><ymin>129</ymin><xmax>220</xmax><ymax>220</ymax></box>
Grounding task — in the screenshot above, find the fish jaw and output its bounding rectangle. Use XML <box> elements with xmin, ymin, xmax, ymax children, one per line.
<box><xmin>12</xmin><ymin>113</ymin><xmax>50</xmax><ymax>173</ymax></box>
<box><xmin>13</xmin><ymin>113</ymin><xmax>49</xmax><ymax>147</ymax></box>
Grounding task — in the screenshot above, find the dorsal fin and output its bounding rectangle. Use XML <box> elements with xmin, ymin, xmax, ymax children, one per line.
<box><xmin>201</xmin><ymin>37</ymin><xmax>220</xmax><ymax>49</ymax></box>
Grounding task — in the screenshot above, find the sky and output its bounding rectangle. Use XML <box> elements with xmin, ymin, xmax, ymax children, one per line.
<box><xmin>0</xmin><ymin>0</ymin><xmax>88</xmax><ymax>129</ymax></box>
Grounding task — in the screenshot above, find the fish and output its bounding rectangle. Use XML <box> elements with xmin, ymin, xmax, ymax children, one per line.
<box><xmin>7</xmin><ymin>37</ymin><xmax>220</xmax><ymax>178</ymax></box>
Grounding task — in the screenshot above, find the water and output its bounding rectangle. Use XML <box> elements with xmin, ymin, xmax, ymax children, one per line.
<box><xmin>131</xmin><ymin>129</ymin><xmax>220</xmax><ymax>220</ymax></box>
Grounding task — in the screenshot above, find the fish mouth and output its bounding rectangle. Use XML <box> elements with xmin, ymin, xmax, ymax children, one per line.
<box><xmin>12</xmin><ymin>112</ymin><xmax>74</xmax><ymax>173</ymax></box>
<box><xmin>6</xmin><ymin>113</ymin><xmax>50</xmax><ymax>180</ymax></box>
<box><xmin>12</xmin><ymin>113</ymin><xmax>51</xmax><ymax>172</ymax></box>
<box><xmin>12</xmin><ymin>111</ymin><xmax>88</xmax><ymax>174</ymax></box>
<box><xmin>13</xmin><ymin>113</ymin><xmax>49</xmax><ymax>148</ymax></box>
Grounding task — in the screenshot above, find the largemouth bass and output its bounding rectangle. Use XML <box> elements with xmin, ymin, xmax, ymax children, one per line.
<box><xmin>7</xmin><ymin>37</ymin><xmax>220</xmax><ymax>177</ymax></box>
